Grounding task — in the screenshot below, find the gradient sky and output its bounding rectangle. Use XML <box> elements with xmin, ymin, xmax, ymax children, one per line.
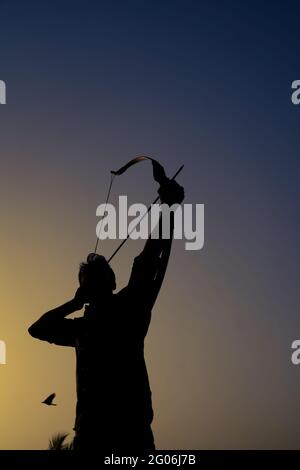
<box><xmin>0</xmin><ymin>0</ymin><xmax>300</xmax><ymax>449</ymax></box>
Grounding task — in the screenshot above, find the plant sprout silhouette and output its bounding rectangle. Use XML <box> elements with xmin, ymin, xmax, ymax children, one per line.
<box><xmin>48</xmin><ymin>433</ymin><xmax>73</xmax><ymax>450</ymax></box>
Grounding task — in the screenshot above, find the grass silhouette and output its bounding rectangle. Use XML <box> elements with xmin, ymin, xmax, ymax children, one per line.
<box><xmin>48</xmin><ymin>433</ymin><xmax>73</xmax><ymax>450</ymax></box>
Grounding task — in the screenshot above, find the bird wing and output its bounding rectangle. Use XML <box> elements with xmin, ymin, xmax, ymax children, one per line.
<box><xmin>42</xmin><ymin>393</ymin><xmax>56</xmax><ymax>405</ymax></box>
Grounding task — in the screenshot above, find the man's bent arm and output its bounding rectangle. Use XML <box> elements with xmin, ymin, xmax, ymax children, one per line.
<box><xmin>28</xmin><ymin>297</ymin><xmax>82</xmax><ymax>346</ymax></box>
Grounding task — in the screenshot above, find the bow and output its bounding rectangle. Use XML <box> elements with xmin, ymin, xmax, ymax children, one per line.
<box><xmin>94</xmin><ymin>156</ymin><xmax>184</xmax><ymax>261</ymax></box>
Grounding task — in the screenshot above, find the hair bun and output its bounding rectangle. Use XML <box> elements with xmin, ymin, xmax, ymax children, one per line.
<box><xmin>86</xmin><ymin>253</ymin><xmax>106</xmax><ymax>264</ymax></box>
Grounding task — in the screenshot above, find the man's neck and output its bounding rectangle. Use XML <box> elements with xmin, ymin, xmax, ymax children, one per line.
<box><xmin>85</xmin><ymin>292</ymin><xmax>113</xmax><ymax>312</ymax></box>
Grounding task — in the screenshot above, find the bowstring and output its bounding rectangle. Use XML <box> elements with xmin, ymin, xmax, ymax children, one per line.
<box><xmin>94</xmin><ymin>173</ymin><xmax>115</xmax><ymax>253</ymax></box>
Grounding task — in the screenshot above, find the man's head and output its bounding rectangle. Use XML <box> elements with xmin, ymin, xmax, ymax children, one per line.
<box><xmin>79</xmin><ymin>253</ymin><xmax>116</xmax><ymax>302</ymax></box>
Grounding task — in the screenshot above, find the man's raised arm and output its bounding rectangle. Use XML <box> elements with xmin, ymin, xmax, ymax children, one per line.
<box><xmin>127</xmin><ymin>161</ymin><xmax>184</xmax><ymax>310</ymax></box>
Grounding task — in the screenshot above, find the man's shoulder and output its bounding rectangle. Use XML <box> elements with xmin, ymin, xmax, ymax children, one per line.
<box><xmin>72</xmin><ymin>316</ymin><xmax>85</xmax><ymax>328</ymax></box>
<box><xmin>114</xmin><ymin>286</ymin><xmax>137</xmax><ymax>306</ymax></box>
<box><xmin>114</xmin><ymin>287</ymin><xmax>130</xmax><ymax>300</ymax></box>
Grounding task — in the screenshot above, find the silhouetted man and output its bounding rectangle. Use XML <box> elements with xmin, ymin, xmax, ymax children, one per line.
<box><xmin>28</xmin><ymin>161</ymin><xmax>184</xmax><ymax>451</ymax></box>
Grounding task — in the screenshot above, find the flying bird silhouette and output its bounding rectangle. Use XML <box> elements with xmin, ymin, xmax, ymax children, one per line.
<box><xmin>42</xmin><ymin>393</ymin><xmax>57</xmax><ymax>406</ymax></box>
